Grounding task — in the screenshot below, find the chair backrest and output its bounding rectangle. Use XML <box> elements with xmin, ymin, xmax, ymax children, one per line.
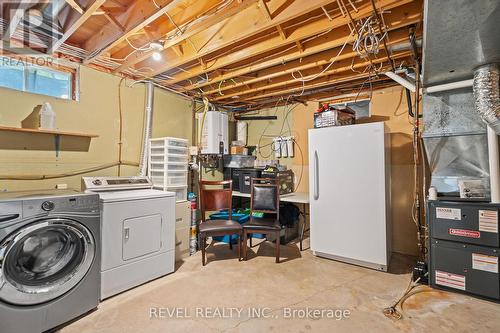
<box><xmin>199</xmin><ymin>180</ymin><xmax>233</xmax><ymax>222</ymax></box>
<box><xmin>250</xmin><ymin>178</ymin><xmax>280</xmax><ymax>218</ymax></box>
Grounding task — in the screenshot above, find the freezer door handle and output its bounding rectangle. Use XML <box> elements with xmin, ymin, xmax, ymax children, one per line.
<box><xmin>314</xmin><ymin>150</ymin><xmax>319</xmax><ymax>200</ymax></box>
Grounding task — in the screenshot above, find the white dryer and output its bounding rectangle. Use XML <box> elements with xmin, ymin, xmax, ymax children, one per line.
<box><xmin>82</xmin><ymin>176</ymin><xmax>175</xmax><ymax>300</ymax></box>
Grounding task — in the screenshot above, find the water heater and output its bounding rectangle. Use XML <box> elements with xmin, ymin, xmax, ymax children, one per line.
<box><xmin>198</xmin><ymin>111</ymin><xmax>229</xmax><ymax>154</ymax></box>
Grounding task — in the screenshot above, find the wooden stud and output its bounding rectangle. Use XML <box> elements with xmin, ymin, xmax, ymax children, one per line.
<box><xmin>137</xmin><ymin>0</ymin><xmax>346</xmax><ymax>77</ymax></box>
<box><xmin>209</xmin><ymin>51</ymin><xmax>411</xmax><ymax>101</ymax></box>
<box><xmin>277</xmin><ymin>25</ymin><xmax>287</xmax><ymax>40</ymax></box>
<box><xmin>64</xmin><ymin>0</ymin><xmax>84</xmax><ymax>15</ymax></box>
<box><xmin>295</xmin><ymin>41</ymin><xmax>304</xmax><ymax>52</ymax></box>
<box><xmin>112</xmin><ymin>0</ymin><xmax>260</xmax><ymax>73</ymax></box>
<box><xmin>174</xmin><ymin>3</ymin><xmax>420</xmax><ymax>92</ymax></box>
<box><xmin>103</xmin><ymin>12</ymin><xmax>125</xmax><ymax>32</ymax></box>
<box><xmin>82</xmin><ymin>0</ymin><xmax>185</xmax><ymax>64</ymax></box>
<box><xmin>259</xmin><ymin>0</ymin><xmax>273</xmax><ymax>20</ymax></box>
<box><xmin>199</xmin><ymin>28</ymin><xmax>413</xmax><ymax>96</ymax></box>
<box><xmin>50</xmin><ymin>0</ymin><xmax>107</xmax><ymax>53</ymax></box>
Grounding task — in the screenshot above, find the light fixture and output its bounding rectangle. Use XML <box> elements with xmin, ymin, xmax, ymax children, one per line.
<box><xmin>152</xmin><ymin>51</ymin><xmax>162</xmax><ymax>61</ymax></box>
<box><xmin>150</xmin><ymin>42</ymin><xmax>163</xmax><ymax>61</ymax></box>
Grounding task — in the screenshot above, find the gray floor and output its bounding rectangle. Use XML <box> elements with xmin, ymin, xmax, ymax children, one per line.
<box><xmin>60</xmin><ymin>239</ymin><xmax>500</xmax><ymax>333</ymax></box>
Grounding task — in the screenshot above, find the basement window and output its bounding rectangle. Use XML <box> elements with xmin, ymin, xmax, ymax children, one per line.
<box><xmin>0</xmin><ymin>57</ymin><xmax>77</xmax><ymax>100</ymax></box>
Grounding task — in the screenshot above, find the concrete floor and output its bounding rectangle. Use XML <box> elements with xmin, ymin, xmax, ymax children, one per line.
<box><xmin>60</xmin><ymin>239</ymin><xmax>500</xmax><ymax>333</ymax></box>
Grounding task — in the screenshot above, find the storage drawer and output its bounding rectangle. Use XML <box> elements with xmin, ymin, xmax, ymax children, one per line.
<box><xmin>166</xmin><ymin>186</ymin><xmax>188</xmax><ymax>202</ymax></box>
<box><xmin>150</xmin><ymin>137</ymin><xmax>188</xmax><ymax>148</ymax></box>
<box><xmin>166</xmin><ymin>154</ymin><xmax>188</xmax><ymax>163</ymax></box>
<box><xmin>165</xmin><ymin>163</ymin><xmax>188</xmax><ymax>172</ymax></box>
<box><xmin>165</xmin><ymin>137</ymin><xmax>188</xmax><ymax>148</ymax></box>
<box><xmin>150</xmin><ymin>155</ymin><xmax>166</xmax><ymax>163</ymax></box>
<box><xmin>167</xmin><ymin>146</ymin><xmax>188</xmax><ymax>156</ymax></box>
<box><xmin>168</xmin><ymin>176</ymin><xmax>187</xmax><ymax>186</ymax></box>
<box><xmin>429</xmin><ymin>201</ymin><xmax>500</xmax><ymax>247</ymax></box>
<box><xmin>430</xmin><ymin>239</ymin><xmax>499</xmax><ymax>300</ymax></box>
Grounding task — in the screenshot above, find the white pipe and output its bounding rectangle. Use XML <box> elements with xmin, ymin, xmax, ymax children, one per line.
<box><xmin>424</xmin><ymin>79</ymin><xmax>474</xmax><ymax>94</ymax></box>
<box><xmin>138</xmin><ymin>82</ymin><xmax>154</xmax><ymax>176</ymax></box>
<box><xmin>488</xmin><ymin>125</ymin><xmax>500</xmax><ymax>203</ymax></box>
<box><xmin>384</xmin><ymin>71</ymin><xmax>416</xmax><ymax>92</ymax></box>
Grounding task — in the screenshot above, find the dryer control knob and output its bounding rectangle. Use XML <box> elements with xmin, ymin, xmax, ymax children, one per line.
<box><xmin>41</xmin><ymin>201</ymin><xmax>55</xmax><ymax>211</ymax></box>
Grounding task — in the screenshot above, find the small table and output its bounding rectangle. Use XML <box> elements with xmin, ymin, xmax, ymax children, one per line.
<box><xmin>232</xmin><ymin>191</ymin><xmax>310</xmax><ymax>250</ymax></box>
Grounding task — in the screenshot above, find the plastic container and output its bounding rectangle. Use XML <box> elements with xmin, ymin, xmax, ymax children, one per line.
<box><xmin>40</xmin><ymin>102</ymin><xmax>56</xmax><ymax>130</ymax></box>
<box><xmin>209</xmin><ymin>210</ymin><xmax>264</xmax><ymax>243</ymax></box>
<box><xmin>165</xmin><ymin>185</ymin><xmax>188</xmax><ymax>202</ymax></box>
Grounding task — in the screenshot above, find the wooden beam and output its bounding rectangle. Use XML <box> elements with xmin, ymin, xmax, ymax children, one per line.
<box><xmin>136</xmin><ymin>0</ymin><xmax>345</xmax><ymax>77</ymax></box>
<box><xmin>112</xmin><ymin>0</ymin><xmax>260</xmax><ymax>73</ymax></box>
<box><xmin>277</xmin><ymin>25</ymin><xmax>287</xmax><ymax>40</ymax></box>
<box><xmin>174</xmin><ymin>1</ymin><xmax>420</xmax><ymax>90</ymax></box>
<box><xmin>82</xmin><ymin>0</ymin><xmax>185</xmax><ymax>64</ymax></box>
<box><xmin>243</xmin><ymin>69</ymin><xmax>395</xmax><ymax>105</ymax></box>
<box><xmin>65</xmin><ymin>0</ymin><xmax>84</xmax><ymax>14</ymax></box>
<box><xmin>295</xmin><ymin>40</ymin><xmax>303</xmax><ymax>52</ymax></box>
<box><xmin>103</xmin><ymin>12</ymin><xmax>125</xmax><ymax>32</ymax></box>
<box><xmin>259</xmin><ymin>0</ymin><xmax>273</xmax><ymax>20</ymax></box>
<box><xmin>50</xmin><ymin>0</ymin><xmax>107</xmax><ymax>53</ymax></box>
<box><xmin>201</xmin><ymin>28</ymin><xmax>414</xmax><ymax>96</ymax></box>
<box><xmin>211</xmin><ymin>50</ymin><xmax>411</xmax><ymax>101</ymax></box>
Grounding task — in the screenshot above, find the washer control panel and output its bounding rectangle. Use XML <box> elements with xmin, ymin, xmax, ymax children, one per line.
<box><xmin>23</xmin><ymin>194</ymin><xmax>100</xmax><ymax>217</ymax></box>
<box><xmin>82</xmin><ymin>176</ymin><xmax>152</xmax><ymax>192</ymax></box>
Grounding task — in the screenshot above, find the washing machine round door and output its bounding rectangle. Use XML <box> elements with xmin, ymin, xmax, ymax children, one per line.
<box><xmin>0</xmin><ymin>218</ymin><xmax>95</xmax><ymax>305</ymax></box>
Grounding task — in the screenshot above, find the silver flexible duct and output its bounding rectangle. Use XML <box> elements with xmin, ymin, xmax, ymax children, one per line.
<box><xmin>473</xmin><ymin>64</ymin><xmax>500</xmax><ymax>133</ymax></box>
<box><xmin>473</xmin><ymin>64</ymin><xmax>500</xmax><ymax>202</ymax></box>
<box><xmin>138</xmin><ymin>82</ymin><xmax>154</xmax><ymax>176</ymax></box>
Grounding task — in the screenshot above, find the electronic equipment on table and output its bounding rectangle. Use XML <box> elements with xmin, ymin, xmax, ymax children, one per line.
<box><xmin>314</xmin><ymin>104</ymin><xmax>355</xmax><ymax>128</ymax></box>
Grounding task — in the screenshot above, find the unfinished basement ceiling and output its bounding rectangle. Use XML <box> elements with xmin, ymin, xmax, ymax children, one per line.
<box><xmin>5</xmin><ymin>0</ymin><xmax>424</xmax><ymax>109</ymax></box>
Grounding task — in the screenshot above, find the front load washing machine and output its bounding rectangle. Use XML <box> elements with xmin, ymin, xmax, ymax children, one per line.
<box><xmin>82</xmin><ymin>176</ymin><xmax>175</xmax><ymax>300</ymax></box>
<box><xmin>0</xmin><ymin>190</ymin><xmax>100</xmax><ymax>333</ymax></box>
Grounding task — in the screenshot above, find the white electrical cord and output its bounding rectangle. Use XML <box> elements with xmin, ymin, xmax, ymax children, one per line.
<box><xmin>290</xmin><ymin>30</ymin><xmax>354</xmax><ymax>83</ymax></box>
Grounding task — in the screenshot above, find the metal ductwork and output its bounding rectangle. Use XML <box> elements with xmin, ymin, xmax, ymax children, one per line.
<box><xmin>473</xmin><ymin>64</ymin><xmax>500</xmax><ymax>133</ymax></box>
<box><xmin>138</xmin><ymin>82</ymin><xmax>154</xmax><ymax>176</ymax></box>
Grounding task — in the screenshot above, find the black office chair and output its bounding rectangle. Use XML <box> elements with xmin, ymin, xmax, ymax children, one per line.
<box><xmin>243</xmin><ymin>178</ymin><xmax>281</xmax><ymax>263</ymax></box>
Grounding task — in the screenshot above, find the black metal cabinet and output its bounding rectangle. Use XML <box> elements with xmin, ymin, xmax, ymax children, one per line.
<box><xmin>428</xmin><ymin>201</ymin><xmax>500</xmax><ymax>301</ymax></box>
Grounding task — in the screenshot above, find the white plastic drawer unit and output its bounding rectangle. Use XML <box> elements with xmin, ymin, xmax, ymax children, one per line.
<box><xmin>100</xmin><ymin>197</ymin><xmax>175</xmax><ymax>271</ymax></box>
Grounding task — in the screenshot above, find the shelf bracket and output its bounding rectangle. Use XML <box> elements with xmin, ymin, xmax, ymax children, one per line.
<box><xmin>54</xmin><ymin>134</ymin><xmax>61</xmax><ymax>157</ymax></box>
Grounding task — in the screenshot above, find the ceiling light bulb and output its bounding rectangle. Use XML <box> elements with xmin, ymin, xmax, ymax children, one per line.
<box><xmin>152</xmin><ymin>51</ymin><xmax>162</xmax><ymax>61</ymax></box>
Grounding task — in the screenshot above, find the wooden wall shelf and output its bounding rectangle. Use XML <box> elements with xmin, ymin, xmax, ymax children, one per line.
<box><xmin>0</xmin><ymin>126</ymin><xmax>99</xmax><ymax>156</ymax></box>
<box><xmin>0</xmin><ymin>126</ymin><xmax>99</xmax><ymax>138</ymax></box>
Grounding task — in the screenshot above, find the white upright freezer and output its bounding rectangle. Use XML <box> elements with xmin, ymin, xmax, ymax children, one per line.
<box><xmin>308</xmin><ymin>122</ymin><xmax>392</xmax><ymax>271</ymax></box>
